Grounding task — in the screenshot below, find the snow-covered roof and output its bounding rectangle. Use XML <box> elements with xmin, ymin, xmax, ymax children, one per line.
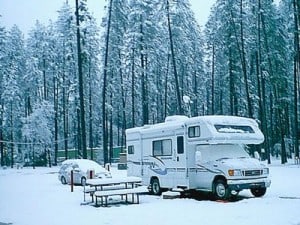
<box><xmin>62</xmin><ymin>159</ymin><xmax>107</xmax><ymax>173</ymax></box>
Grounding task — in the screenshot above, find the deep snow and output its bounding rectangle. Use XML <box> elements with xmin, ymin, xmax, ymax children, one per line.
<box><xmin>0</xmin><ymin>160</ymin><xmax>299</xmax><ymax>225</ymax></box>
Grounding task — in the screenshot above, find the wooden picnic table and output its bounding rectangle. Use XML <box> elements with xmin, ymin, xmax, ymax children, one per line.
<box><xmin>84</xmin><ymin>176</ymin><xmax>145</xmax><ymax>206</ymax></box>
<box><xmin>86</xmin><ymin>176</ymin><xmax>142</xmax><ymax>190</ymax></box>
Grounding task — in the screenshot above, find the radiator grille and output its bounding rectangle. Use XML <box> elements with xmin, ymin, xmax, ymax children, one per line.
<box><xmin>243</xmin><ymin>170</ymin><xmax>262</xmax><ymax>176</ymax></box>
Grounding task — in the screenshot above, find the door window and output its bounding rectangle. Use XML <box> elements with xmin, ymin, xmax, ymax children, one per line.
<box><xmin>177</xmin><ymin>136</ymin><xmax>184</xmax><ymax>154</ymax></box>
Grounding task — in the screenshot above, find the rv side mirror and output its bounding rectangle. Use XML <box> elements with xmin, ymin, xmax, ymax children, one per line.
<box><xmin>196</xmin><ymin>151</ymin><xmax>202</xmax><ymax>163</ymax></box>
<box><xmin>254</xmin><ymin>151</ymin><xmax>260</xmax><ymax>160</ymax></box>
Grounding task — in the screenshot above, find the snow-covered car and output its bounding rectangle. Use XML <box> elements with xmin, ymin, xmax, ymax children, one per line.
<box><xmin>58</xmin><ymin>159</ymin><xmax>111</xmax><ymax>185</ymax></box>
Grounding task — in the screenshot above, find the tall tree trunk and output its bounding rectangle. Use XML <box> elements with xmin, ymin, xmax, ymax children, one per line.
<box><xmin>0</xmin><ymin>101</ymin><xmax>4</xmax><ymax>166</ymax></box>
<box><xmin>261</xmin><ymin>8</ymin><xmax>274</xmax><ymax>164</ymax></box>
<box><xmin>102</xmin><ymin>0</ymin><xmax>113</xmax><ymax>164</ymax></box>
<box><xmin>229</xmin><ymin>47</ymin><xmax>236</xmax><ymax>115</ymax></box>
<box><xmin>88</xmin><ymin>59</ymin><xmax>93</xmax><ymax>160</ymax></box>
<box><xmin>239</xmin><ymin>1</ymin><xmax>253</xmax><ymax>118</ymax></box>
<box><xmin>53</xmin><ymin>76</ymin><xmax>58</xmax><ymax>165</ymax></box>
<box><xmin>257</xmin><ymin>0</ymin><xmax>270</xmax><ymax>164</ymax></box>
<box><xmin>119</xmin><ymin>51</ymin><xmax>127</xmax><ymax>147</ymax></box>
<box><xmin>192</xmin><ymin>69</ymin><xmax>198</xmax><ymax>117</ymax></box>
<box><xmin>293</xmin><ymin>0</ymin><xmax>300</xmax><ymax>158</ymax></box>
<box><xmin>140</xmin><ymin>16</ymin><xmax>149</xmax><ymax>125</ymax></box>
<box><xmin>77</xmin><ymin>108</ymin><xmax>81</xmax><ymax>158</ymax></box>
<box><xmin>131</xmin><ymin>48</ymin><xmax>135</xmax><ymax>127</ymax></box>
<box><xmin>43</xmin><ymin>58</ymin><xmax>47</xmax><ymax>100</ymax></box>
<box><xmin>32</xmin><ymin>144</ymin><xmax>35</xmax><ymax>169</ymax></box>
<box><xmin>10</xmin><ymin>102</ymin><xmax>14</xmax><ymax>168</ymax></box>
<box><xmin>75</xmin><ymin>0</ymin><xmax>87</xmax><ymax>159</ymax></box>
<box><xmin>269</xmin><ymin>92</ymin><xmax>274</xmax><ymax>156</ymax></box>
<box><xmin>63</xmin><ymin>77</ymin><xmax>68</xmax><ymax>159</ymax></box>
<box><xmin>166</xmin><ymin>0</ymin><xmax>183</xmax><ymax>115</ymax></box>
<box><xmin>131</xmin><ymin>48</ymin><xmax>136</xmax><ymax>127</ymax></box>
<box><xmin>230</xmin><ymin>5</ymin><xmax>252</xmax><ymax>118</ymax></box>
<box><xmin>47</xmin><ymin>146</ymin><xmax>51</xmax><ymax>168</ymax></box>
<box><xmin>109</xmin><ymin>97</ymin><xmax>113</xmax><ymax>164</ymax></box>
<box><xmin>164</xmin><ymin>54</ymin><xmax>170</xmax><ymax>118</ymax></box>
<box><xmin>211</xmin><ymin>43</ymin><xmax>215</xmax><ymax>115</ymax></box>
<box><xmin>277</xmin><ymin>96</ymin><xmax>288</xmax><ymax>164</ymax></box>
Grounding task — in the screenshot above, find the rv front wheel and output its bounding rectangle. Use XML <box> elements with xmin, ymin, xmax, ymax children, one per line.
<box><xmin>213</xmin><ymin>179</ymin><xmax>230</xmax><ymax>200</ymax></box>
<box><xmin>250</xmin><ymin>187</ymin><xmax>266</xmax><ymax>197</ymax></box>
<box><xmin>151</xmin><ymin>178</ymin><xmax>162</xmax><ymax>195</ymax></box>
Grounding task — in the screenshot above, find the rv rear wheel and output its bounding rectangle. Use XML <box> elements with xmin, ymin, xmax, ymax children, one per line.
<box><xmin>213</xmin><ymin>179</ymin><xmax>230</xmax><ymax>200</ymax></box>
<box><xmin>151</xmin><ymin>178</ymin><xmax>162</xmax><ymax>195</ymax></box>
<box><xmin>81</xmin><ymin>177</ymin><xmax>87</xmax><ymax>186</ymax></box>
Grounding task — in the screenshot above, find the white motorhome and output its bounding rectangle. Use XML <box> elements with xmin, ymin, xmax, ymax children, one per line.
<box><xmin>126</xmin><ymin>115</ymin><xmax>271</xmax><ymax>200</ymax></box>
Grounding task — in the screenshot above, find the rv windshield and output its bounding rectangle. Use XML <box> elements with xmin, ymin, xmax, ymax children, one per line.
<box><xmin>195</xmin><ymin>144</ymin><xmax>249</xmax><ymax>163</ymax></box>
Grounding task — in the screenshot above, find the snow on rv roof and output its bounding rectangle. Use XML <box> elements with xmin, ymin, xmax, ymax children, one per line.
<box><xmin>125</xmin><ymin>115</ymin><xmax>264</xmax><ymax>144</ymax></box>
<box><xmin>187</xmin><ymin>115</ymin><xmax>259</xmax><ymax>126</ymax></box>
<box><xmin>165</xmin><ymin>115</ymin><xmax>189</xmax><ymax>122</ymax></box>
<box><xmin>126</xmin><ymin>115</ymin><xmax>259</xmax><ymax>134</ymax></box>
<box><xmin>125</xmin><ymin>115</ymin><xmax>189</xmax><ymax>135</ymax></box>
<box><xmin>194</xmin><ymin>116</ymin><xmax>264</xmax><ymax>144</ymax></box>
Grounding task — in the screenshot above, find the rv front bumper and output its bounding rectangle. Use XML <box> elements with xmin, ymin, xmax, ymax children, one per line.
<box><xmin>227</xmin><ymin>178</ymin><xmax>271</xmax><ymax>191</ymax></box>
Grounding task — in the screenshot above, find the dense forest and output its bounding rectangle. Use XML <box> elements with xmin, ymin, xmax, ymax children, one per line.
<box><xmin>0</xmin><ymin>0</ymin><xmax>299</xmax><ymax>167</ymax></box>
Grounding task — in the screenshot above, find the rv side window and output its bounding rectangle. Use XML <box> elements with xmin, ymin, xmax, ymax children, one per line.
<box><xmin>188</xmin><ymin>126</ymin><xmax>200</xmax><ymax>138</ymax></box>
<box><xmin>128</xmin><ymin>145</ymin><xmax>134</xmax><ymax>154</ymax></box>
<box><xmin>177</xmin><ymin>136</ymin><xmax>184</xmax><ymax>154</ymax></box>
<box><xmin>153</xmin><ymin>139</ymin><xmax>172</xmax><ymax>156</ymax></box>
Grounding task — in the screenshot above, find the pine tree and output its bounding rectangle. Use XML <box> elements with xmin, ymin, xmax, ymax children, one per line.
<box><xmin>2</xmin><ymin>25</ymin><xmax>26</xmax><ymax>167</ymax></box>
<box><xmin>0</xmin><ymin>24</ymin><xmax>7</xmax><ymax>166</ymax></box>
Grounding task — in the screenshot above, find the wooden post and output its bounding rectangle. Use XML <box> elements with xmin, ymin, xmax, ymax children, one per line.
<box><xmin>71</xmin><ymin>170</ymin><xmax>74</xmax><ymax>192</ymax></box>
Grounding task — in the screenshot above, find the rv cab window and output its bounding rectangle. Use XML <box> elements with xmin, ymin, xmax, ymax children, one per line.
<box><xmin>153</xmin><ymin>139</ymin><xmax>172</xmax><ymax>156</ymax></box>
<box><xmin>188</xmin><ymin>126</ymin><xmax>200</xmax><ymax>138</ymax></box>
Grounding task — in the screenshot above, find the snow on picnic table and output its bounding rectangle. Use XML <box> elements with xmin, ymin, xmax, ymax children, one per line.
<box><xmin>0</xmin><ymin>160</ymin><xmax>300</xmax><ymax>225</ymax></box>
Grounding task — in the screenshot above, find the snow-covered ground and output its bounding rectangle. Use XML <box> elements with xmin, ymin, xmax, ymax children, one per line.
<box><xmin>0</xmin><ymin>161</ymin><xmax>299</xmax><ymax>225</ymax></box>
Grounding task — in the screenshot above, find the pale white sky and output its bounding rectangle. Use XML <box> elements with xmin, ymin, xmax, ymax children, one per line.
<box><xmin>0</xmin><ymin>0</ymin><xmax>215</xmax><ymax>35</ymax></box>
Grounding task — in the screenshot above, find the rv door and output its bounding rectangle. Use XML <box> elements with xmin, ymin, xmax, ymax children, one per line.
<box><xmin>194</xmin><ymin>145</ymin><xmax>216</xmax><ymax>190</ymax></box>
<box><xmin>176</xmin><ymin>136</ymin><xmax>185</xmax><ymax>163</ymax></box>
<box><xmin>174</xmin><ymin>135</ymin><xmax>189</xmax><ymax>187</ymax></box>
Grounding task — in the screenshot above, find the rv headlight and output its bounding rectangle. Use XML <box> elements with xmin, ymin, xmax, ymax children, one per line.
<box><xmin>228</xmin><ymin>169</ymin><xmax>242</xmax><ymax>176</ymax></box>
<box><xmin>262</xmin><ymin>168</ymin><xmax>269</xmax><ymax>175</ymax></box>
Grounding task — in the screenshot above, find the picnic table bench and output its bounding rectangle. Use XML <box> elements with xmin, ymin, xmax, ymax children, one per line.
<box><xmin>94</xmin><ymin>186</ymin><xmax>147</xmax><ymax>207</ymax></box>
<box><xmin>84</xmin><ymin>176</ymin><xmax>147</xmax><ymax>207</ymax></box>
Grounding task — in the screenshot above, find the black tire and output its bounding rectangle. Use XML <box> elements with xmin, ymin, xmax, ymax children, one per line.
<box><xmin>250</xmin><ymin>187</ymin><xmax>266</xmax><ymax>197</ymax></box>
<box><xmin>81</xmin><ymin>177</ymin><xmax>87</xmax><ymax>186</ymax></box>
<box><xmin>61</xmin><ymin>176</ymin><xmax>67</xmax><ymax>185</ymax></box>
<box><xmin>150</xmin><ymin>178</ymin><xmax>162</xmax><ymax>195</ymax></box>
<box><xmin>213</xmin><ymin>179</ymin><xmax>230</xmax><ymax>200</ymax></box>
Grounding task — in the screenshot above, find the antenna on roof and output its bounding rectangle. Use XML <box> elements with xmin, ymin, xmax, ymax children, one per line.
<box><xmin>183</xmin><ymin>95</ymin><xmax>193</xmax><ymax>118</ymax></box>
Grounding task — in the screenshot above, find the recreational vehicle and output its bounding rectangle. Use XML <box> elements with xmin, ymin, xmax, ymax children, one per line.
<box><xmin>126</xmin><ymin>115</ymin><xmax>271</xmax><ymax>200</ymax></box>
